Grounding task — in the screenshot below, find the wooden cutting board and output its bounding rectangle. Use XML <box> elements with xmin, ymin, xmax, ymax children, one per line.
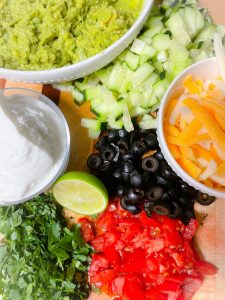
<box><xmin>0</xmin><ymin>1</ymin><xmax>224</xmax><ymax>299</ymax></box>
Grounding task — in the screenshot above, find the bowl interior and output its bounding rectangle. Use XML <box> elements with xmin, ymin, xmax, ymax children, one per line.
<box><xmin>0</xmin><ymin>88</ymin><xmax>70</xmax><ymax>205</ymax></box>
<box><xmin>157</xmin><ymin>57</ymin><xmax>225</xmax><ymax>199</ymax></box>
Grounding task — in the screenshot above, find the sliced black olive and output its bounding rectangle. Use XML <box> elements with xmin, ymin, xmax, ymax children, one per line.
<box><xmin>152</xmin><ymin>201</ymin><xmax>171</xmax><ymax>216</ymax></box>
<box><xmin>122</xmin><ymin>171</ymin><xmax>130</xmax><ymax>182</ymax></box>
<box><xmin>120</xmin><ymin>160</ymin><xmax>134</xmax><ymax>173</ymax></box>
<box><xmin>130</xmin><ymin>170</ymin><xmax>142</xmax><ymax>188</ymax></box>
<box><xmin>159</xmin><ymin>163</ymin><xmax>177</xmax><ymax>182</ymax></box>
<box><xmin>121</xmin><ymin>154</ymin><xmax>133</xmax><ymax>161</ymax></box>
<box><xmin>94</xmin><ymin>136</ymin><xmax>108</xmax><ymax>150</ymax></box>
<box><xmin>180</xmin><ymin>209</ymin><xmax>196</xmax><ymax>225</ymax></box>
<box><xmin>117</xmin><ymin>139</ymin><xmax>129</xmax><ymax>155</ymax></box>
<box><xmin>127</xmin><ymin>187</ymin><xmax>144</xmax><ymax>203</ymax></box>
<box><xmin>143</xmin><ymin>201</ymin><xmax>154</xmax><ymax>217</ymax></box>
<box><xmin>143</xmin><ymin>133</ymin><xmax>159</xmax><ymax>150</ymax></box>
<box><xmin>167</xmin><ymin>188</ymin><xmax>180</xmax><ymax>200</ymax></box>
<box><xmin>154</xmin><ymin>151</ymin><xmax>164</xmax><ymax>161</ymax></box>
<box><xmin>142</xmin><ymin>156</ymin><xmax>159</xmax><ymax>172</ymax></box>
<box><xmin>120</xmin><ymin>196</ymin><xmax>141</xmax><ymax>215</ymax></box>
<box><xmin>116</xmin><ymin>185</ymin><xmax>125</xmax><ymax>197</ymax></box>
<box><xmin>100</xmin><ymin>146</ymin><xmax>117</xmax><ymax>162</ymax></box>
<box><xmin>169</xmin><ymin>202</ymin><xmax>182</xmax><ymax>219</ymax></box>
<box><xmin>113</xmin><ymin>169</ymin><xmax>123</xmax><ymax>181</ymax></box>
<box><xmin>177</xmin><ymin>196</ymin><xmax>194</xmax><ymax>209</ymax></box>
<box><xmin>196</xmin><ymin>193</ymin><xmax>216</xmax><ymax>206</ymax></box>
<box><xmin>87</xmin><ymin>154</ymin><xmax>101</xmax><ymax>170</ymax></box>
<box><xmin>155</xmin><ymin>175</ymin><xmax>173</xmax><ymax>188</ymax></box>
<box><xmin>145</xmin><ymin>186</ymin><xmax>163</xmax><ymax>202</ymax></box>
<box><xmin>162</xmin><ymin>192</ymin><xmax>171</xmax><ymax>202</ymax></box>
<box><xmin>130</xmin><ymin>131</ymin><xmax>140</xmax><ymax>144</ymax></box>
<box><xmin>118</xmin><ymin>128</ymin><xmax>130</xmax><ymax>140</ymax></box>
<box><xmin>130</xmin><ymin>140</ymin><xmax>146</xmax><ymax>157</ymax></box>
<box><xmin>98</xmin><ymin>161</ymin><xmax>115</xmax><ymax>174</ymax></box>
<box><xmin>107</xmin><ymin>130</ymin><xmax>119</xmax><ymax>143</ymax></box>
<box><xmin>142</xmin><ymin>172</ymin><xmax>151</xmax><ymax>185</ymax></box>
<box><xmin>179</xmin><ymin>181</ymin><xmax>198</xmax><ymax>197</ymax></box>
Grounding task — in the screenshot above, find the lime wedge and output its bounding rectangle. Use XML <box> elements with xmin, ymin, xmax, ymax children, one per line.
<box><xmin>53</xmin><ymin>172</ymin><xmax>108</xmax><ymax>215</ymax></box>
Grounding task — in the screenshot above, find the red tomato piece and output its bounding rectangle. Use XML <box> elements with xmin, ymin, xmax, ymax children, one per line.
<box><xmin>79</xmin><ymin>218</ymin><xmax>95</xmax><ymax>242</ymax></box>
<box><xmin>146</xmin><ymin>289</ymin><xmax>168</xmax><ymax>300</ymax></box>
<box><xmin>178</xmin><ymin>276</ymin><xmax>202</xmax><ymax>300</ymax></box>
<box><xmin>111</xmin><ymin>276</ymin><xmax>125</xmax><ymax>296</ymax></box>
<box><xmin>90</xmin><ymin>269</ymin><xmax>117</xmax><ymax>289</ymax></box>
<box><xmin>91</xmin><ymin>235</ymin><xmax>105</xmax><ymax>252</ymax></box>
<box><xmin>89</xmin><ymin>254</ymin><xmax>109</xmax><ymax>276</ymax></box>
<box><xmin>123</xmin><ymin>274</ymin><xmax>147</xmax><ymax>300</ymax></box>
<box><xmin>194</xmin><ymin>260</ymin><xmax>218</xmax><ymax>276</ymax></box>
<box><xmin>140</xmin><ymin>212</ymin><xmax>162</xmax><ymax>228</ymax></box>
<box><xmin>158</xmin><ymin>280</ymin><xmax>181</xmax><ymax>297</ymax></box>
<box><xmin>120</xmin><ymin>248</ymin><xmax>146</xmax><ymax>273</ymax></box>
<box><xmin>145</xmin><ymin>238</ymin><xmax>165</xmax><ymax>255</ymax></box>
<box><xmin>183</xmin><ymin>219</ymin><xmax>198</xmax><ymax>240</ymax></box>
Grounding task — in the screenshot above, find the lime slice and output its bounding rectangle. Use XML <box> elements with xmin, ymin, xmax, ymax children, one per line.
<box><xmin>53</xmin><ymin>172</ymin><xmax>108</xmax><ymax>215</ymax></box>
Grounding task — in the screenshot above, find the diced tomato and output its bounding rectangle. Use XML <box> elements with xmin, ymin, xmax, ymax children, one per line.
<box><xmin>140</xmin><ymin>212</ymin><xmax>161</xmax><ymax>228</ymax></box>
<box><xmin>145</xmin><ymin>238</ymin><xmax>165</xmax><ymax>255</ymax></box>
<box><xmin>91</xmin><ymin>235</ymin><xmax>105</xmax><ymax>252</ymax></box>
<box><xmin>123</xmin><ymin>274</ymin><xmax>147</xmax><ymax>300</ymax></box>
<box><xmin>89</xmin><ymin>254</ymin><xmax>109</xmax><ymax>275</ymax></box>
<box><xmin>183</xmin><ymin>219</ymin><xmax>198</xmax><ymax>240</ymax></box>
<box><xmin>90</xmin><ymin>269</ymin><xmax>117</xmax><ymax>288</ymax></box>
<box><xmin>88</xmin><ymin>199</ymin><xmax>217</xmax><ymax>300</ymax></box>
<box><xmin>79</xmin><ymin>218</ymin><xmax>94</xmax><ymax>242</ymax></box>
<box><xmin>178</xmin><ymin>276</ymin><xmax>202</xmax><ymax>300</ymax></box>
<box><xmin>146</xmin><ymin>289</ymin><xmax>168</xmax><ymax>300</ymax></box>
<box><xmin>120</xmin><ymin>248</ymin><xmax>146</xmax><ymax>273</ymax></box>
<box><xmin>111</xmin><ymin>276</ymin><xmax>125</xmax><ymax>295</ymax></box>
<box><xmin>158</xmin><ymin>280</ymin><xmax>181</xmax><ymax>297</ymax></box>
<box><xmin>194</xmin><ymin>260</ymin><xmax>218</xmax><ymax>276</ymax></box>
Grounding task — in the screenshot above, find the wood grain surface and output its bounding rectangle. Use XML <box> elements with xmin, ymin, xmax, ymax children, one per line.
<box><xmin>0</xmin><ymin>1</ymin><xmax>225</xmax><ymax>299</ymax></box>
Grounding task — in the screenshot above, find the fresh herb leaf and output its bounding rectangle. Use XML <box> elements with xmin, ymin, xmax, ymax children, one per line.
<box><xmin>0</xmin><ymin>194</ymin><xmax>92</xmax><ymax>300</ymax></box>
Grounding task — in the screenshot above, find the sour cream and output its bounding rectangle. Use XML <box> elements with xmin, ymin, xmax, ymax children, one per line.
<box><xmin>0</xmin><ymin>91</ymin><xmax>67</xmax><ymax>204</ymax></box>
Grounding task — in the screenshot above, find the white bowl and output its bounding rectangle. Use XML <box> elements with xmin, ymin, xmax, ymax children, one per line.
<box><xmin>157</xmin><ymin>57</ymin><xmax>225</xmax><ymax>199</ymax></box>
<box><xmin>0</xmin><ymin>88</ymin><xmax>70</xmax><ymax>205</ymax></box>
<box><xmin>0</xmin><ymin>0</ymin><xmax>153</xmax><ymax>84</ymax></box>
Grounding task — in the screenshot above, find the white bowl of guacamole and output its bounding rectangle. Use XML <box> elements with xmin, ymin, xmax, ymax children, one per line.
<box><xmin>0</xmin><ymin>0</ymin><xmax>153</xmax><ymax>83</ymax></box>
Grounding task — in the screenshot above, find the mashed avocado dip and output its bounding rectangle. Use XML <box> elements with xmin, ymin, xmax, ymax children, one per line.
<box><xmin>0</xmin><ymin>0</ymin><xmax>143</xmax><ymax>71</ymax></box>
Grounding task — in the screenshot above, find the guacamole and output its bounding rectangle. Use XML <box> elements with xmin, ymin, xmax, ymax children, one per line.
<box><xmin>0</xmin><ymin>0</ymin><xmax>143</xmax><ymax>71</ymax></box>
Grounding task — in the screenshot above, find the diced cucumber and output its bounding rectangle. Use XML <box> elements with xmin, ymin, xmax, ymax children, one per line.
<box><xmin>130</xmin><ymin>106</ymin><xmax>150</xmax><ymax>117</ymax></box>
<box><xmin>140</xmin><ymin>23</ymin><xmax>164</xmax><ymax>40</ymax></box>
<box><xmin>122</xmin><ymin>105</ymin><xmax>134</xmax><ymax>132</ymax></box>
<box><xmin>145</xmin><ymin>16</ymin><xmax>164</xmax><ymax>28</ymax></box>
<box><xmin>217</xmin><ymin>25</ymin><xmax>225</xmax><ymax>40</ymax></box>
<box><xmin>117</xmin><ymin>50</ymin><xmax>129</xmax><ymax>62</ymax></box>
<box><xmin>53</xmin><ymin>83</ymin><xmax>74</xmax><ymax>92</ymax></box>
<box><xmin>180</xmin><ymin>6</ymin><xmax>205</xmax><ymax>39</ymax></box>
<box><xmin>193</xmin><ymin>50</ymin><xmax>210</xmax><ymax>62</ymax></box>
<box><xmin>166</xmin><ymin>11</ymin><xmax>191</xmax><ymax>46</ymax></box>
<box><xmin>91</xmin><ymin>101</ymin><xmax>110</xmax><ymax>121</ymax></box>
<box><xmin>133</xmin><ymin>63</ymin><xmax>155</xmax><ymax>87</ymax></box>
<box><xmin>152</xmin><ymin>79</ymin><xmax>169</xmax><ymax>100</ymax></box>
<box><xmin>107</xmin><ymin>114</ymin><xmax>124</xmax><ymax>129</ymax></box>
<box><xmin>130</xmin><ymin>39</ymin><xmax>146</xmax><ymax>55</ymax></box>
<box><xmin>152</xmin><ymin>34</ymin><xmax>171</xmax><ymax>51</ymax></box>
<box><xmin>124</xmin><ymin>51</ymin><xmax>140</xmax><ymax>71</ymax></box>
<box><xmin>88</xmin><ymin>128</ymin><xmax>101</xmax><ymax>139</ymax></box>
<box><xmin>127</xmin><ymin>90</ymin><xmax>143</xmax><ymax>110</ymax></box>
<box><xmin>72</xmin><ymin>88</ymin><xmax>85</xmax><ymax>105</ymax></box>
<box><xmin>85</xmin><ymin>85</ymin><xmax>115</xmax><ymax>103</ymax></box>
<box><xmin>193</xmin><ymin>25</ymin><xmax>217</xmax><ymax>48</ymax></box>
<box><xmin>95</xmin><ymin>66</ymin><xmax>113</xmax><ymax>85</ymax></box>
<box><xmin>107</xmin><ymin>63</ymin><xmax>127</xmax><ymax>92</ymax></box>
<box><xmin>139</xmin><ymin>114</ymin><xmax>157</xmax><ymax>129</ymax></box>
<box><xmin>157</xmin><ymin>50</ymin><xmax>168</xmax><ymax>63</ymax></box>
<box><xmin>141</xmin><ymin>72</ymin><xmax>159</xmax><ymax>89</ymax></box>
<box><xmin>81</xmin><ymin>118</ymin><xmax>101</xmax><ymax>131</ymax></box>
<box><xmin>143</xmin><ymin>91</ymin><xmax>158</xmax><ymax>108</ymax></box>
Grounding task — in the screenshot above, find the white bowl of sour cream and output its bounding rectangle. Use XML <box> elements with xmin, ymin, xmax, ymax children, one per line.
<box><xmin>0</xmin><ymin>88</ymin><xmax>70</xmax><ymax>205</ymax></box>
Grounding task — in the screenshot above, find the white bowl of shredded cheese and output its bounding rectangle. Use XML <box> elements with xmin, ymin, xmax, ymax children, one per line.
<box><xmin>0</xmin><ymin>88</ymin><xmax>70</xmax><ymax>205</ymax></box>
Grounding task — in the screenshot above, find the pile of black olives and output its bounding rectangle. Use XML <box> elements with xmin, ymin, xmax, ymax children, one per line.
<box><xmin>87</xmin><ymin>127</ymin><xmax>215</xmax><ymax>224</ymax></box>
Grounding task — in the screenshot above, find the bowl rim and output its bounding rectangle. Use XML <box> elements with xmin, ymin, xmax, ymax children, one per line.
<box><xmin>157</xmin><ymin>57</ymin><xmax>225</xmax><ymax>199</ymax></box>
<box><xmin>0</xmin><ymin>87</ymin><xmax>71</xmax><ymax>205</ymax></box>
<box><xmin>0</xmin><ymin>0</ymin><xmax>153</xmax><ymax>76</ymax></box>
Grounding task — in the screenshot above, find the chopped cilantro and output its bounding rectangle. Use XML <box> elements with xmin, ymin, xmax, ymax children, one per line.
<box><xmin>0</xmin><ymin>194</ymin><xmax>92</xmax><ymax>300</ymax></box>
